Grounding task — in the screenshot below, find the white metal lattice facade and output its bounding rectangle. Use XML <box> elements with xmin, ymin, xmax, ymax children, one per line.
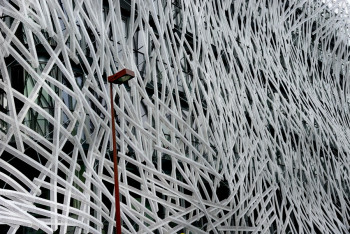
<box><xmin>0</xmin><ymin>0</ymin><xmax>350</xmax><ymax>233</ymax></box>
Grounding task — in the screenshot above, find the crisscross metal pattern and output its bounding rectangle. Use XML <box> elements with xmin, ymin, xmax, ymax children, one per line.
<box><xmin>0</xmin><ymin>0</ymin><xmax>350</xmax><ymax>233</ymax></box>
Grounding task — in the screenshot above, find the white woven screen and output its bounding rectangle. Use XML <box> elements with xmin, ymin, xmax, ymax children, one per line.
<box><xmin>0</xmin><ymin>0</ymin><xmax>350</xmax><ymax>233</ymax></box>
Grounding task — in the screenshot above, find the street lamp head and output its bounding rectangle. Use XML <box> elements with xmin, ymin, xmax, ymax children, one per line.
<box><xmin>108</xmin><ymin>68</ymin><xmax>135</xmax><ymax>84</ymax></box>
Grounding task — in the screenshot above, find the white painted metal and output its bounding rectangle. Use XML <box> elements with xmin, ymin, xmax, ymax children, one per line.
<box><xmin>0</xmin><ymin>0</ymin><xmax>349</xmax><ymax>233</ymax></box>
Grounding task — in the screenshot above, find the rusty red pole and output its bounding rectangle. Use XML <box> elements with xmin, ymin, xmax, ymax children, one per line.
<box><xmin>108</xmin><ymin>68</ymin><xmax>135</xmax><ymax>234</ymax></box>
<box><xmin>110</xmin><ymin>82</ymin><xmax>122</xmax><ymax>234</ymax></box>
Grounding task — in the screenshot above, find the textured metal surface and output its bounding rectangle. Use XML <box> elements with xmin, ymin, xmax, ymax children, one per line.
<box><xmin>0</xmin><ymin>0</ymin><xmax>350</xmax><ymax>233</ymax></box>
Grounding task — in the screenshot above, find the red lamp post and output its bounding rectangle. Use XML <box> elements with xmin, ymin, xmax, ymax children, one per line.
<box><xmin>108</xmin><ymin>68</ymin><xmax>135</xmax><ymax>234</ymax></box>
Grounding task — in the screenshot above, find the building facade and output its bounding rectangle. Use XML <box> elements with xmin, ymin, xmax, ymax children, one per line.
<box><xmin>0</xmin><ymin>0</ymin><xmax>350</xmax><ymax>233</ymax></box>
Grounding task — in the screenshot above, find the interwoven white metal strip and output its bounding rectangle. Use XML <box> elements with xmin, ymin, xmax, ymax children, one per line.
<box><xmin>0</xmin><ymin>0</ymin><xmax>350</xmax><ymax>233</ymax></box>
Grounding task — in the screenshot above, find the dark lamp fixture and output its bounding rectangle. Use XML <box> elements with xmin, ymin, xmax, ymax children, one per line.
<box><xmin>108</xmin><ymin>68</ymin><xmax>135</xmax><ymax>84</ymax></box>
